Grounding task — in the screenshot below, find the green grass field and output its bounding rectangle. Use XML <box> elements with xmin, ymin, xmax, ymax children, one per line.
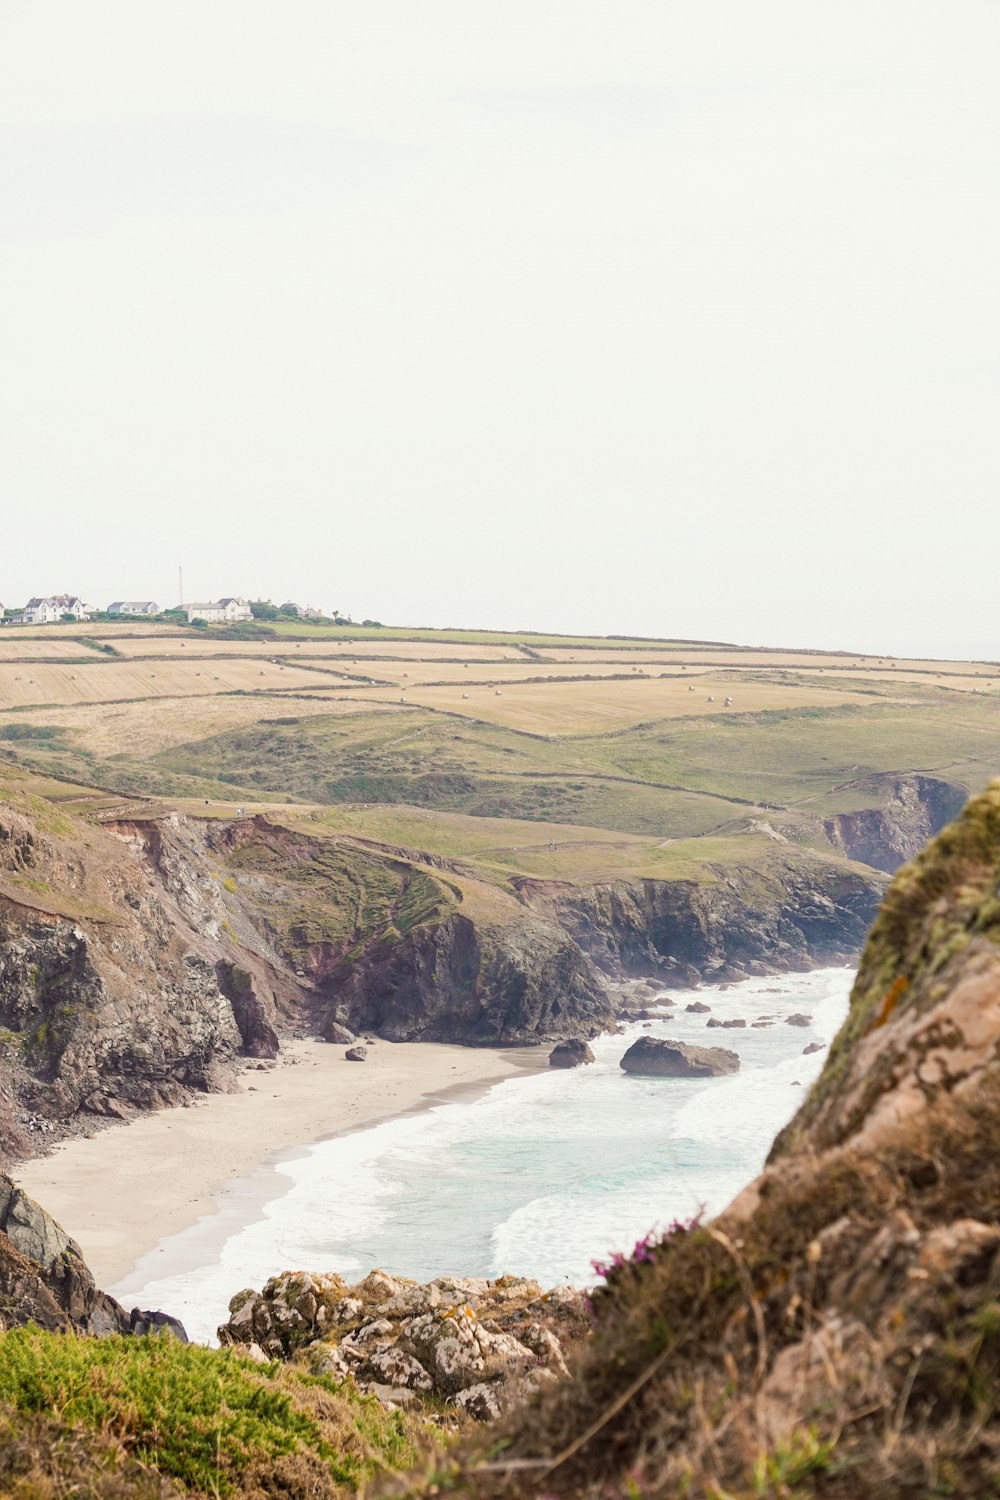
<box><xmin>1</xmin><ymin>625</ymin><xmax>998</xmax><ymax>891</ymax></box>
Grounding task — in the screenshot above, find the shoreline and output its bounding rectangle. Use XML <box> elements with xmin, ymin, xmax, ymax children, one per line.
<box><xmin>15</xmin><ymin>1038</ymin><xmax>546</xmax><ymax>1290</ymax></box>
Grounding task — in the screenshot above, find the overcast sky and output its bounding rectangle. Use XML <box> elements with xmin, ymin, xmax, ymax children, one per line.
<box><xmin>1</xmin><ymin>2</ymin><xmax>998</xmax><ymax>657</ymax></box>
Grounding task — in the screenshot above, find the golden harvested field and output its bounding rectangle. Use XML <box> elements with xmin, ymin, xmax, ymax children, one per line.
<box><xmin>310</xmin><ymin>660</ymin><xmax>699</xmax><ymax>688</ymax></box>
<box><xmin>543</xmin><ymin>646</ymin><xmax>998</xmax><ymax>676</ymax></box>
<box><xmin>2</xmin><ymin>622</ymin><xmax>183</xmax><ymax>639</ymax></box>
<box><xmin>0</xmin><ymin>693</ymin><xmax>399</xmax><ymax>758</ymax></box>
<box><xmin>0</xmin><ymin>659</ymin><xmax>341</xmax><ymax>709</ymax></box>
<box><xmin>0</xmin><ymin>638</ymin><xmax>110</xmax><ymax>661</ymax></box>
<box><xmin>350</xmin><ymin>676</ymin><xmax>891</xmax><ymax>735</ymax></box>
<box><xmin>108</xmin><ymin>636</ymin><xmax>527</xmax><ymax>662</ymax></box>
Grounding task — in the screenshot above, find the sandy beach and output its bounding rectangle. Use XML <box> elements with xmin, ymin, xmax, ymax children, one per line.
<box><xmin>15</xmin><ymin>1039</ymin><xmax>543</xmax><ymax>1288</ymax></box>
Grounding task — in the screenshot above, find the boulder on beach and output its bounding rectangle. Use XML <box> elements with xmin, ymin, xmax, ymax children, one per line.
<box><xmin>327</xmin><ymin>1023</ymin><xmax>357</xmax><ymax>1045</ymax></box>
<box><xmin>345</xmin><ymin>1045</ymin><xmax>368</xmax><ymax>1062</ymax></box>
<box><xmin>548</xmin><ymin>1039</ymin><xmax>596</xmax><ymax>1069</ymax></box>
<box><xmin>785</xmin><ymin>1013</ymin><xmax>813</xmax><ymax>1028</ymax></box>
<box><xmin>620</xmin><ymin>1037</ymin><xmax>740</xmax><ymax>1078</ymax></box>
<box><xmin>685</xmin><ymin>1001</ymin><xmax>711</xmax><ymax>1014</ymax></box>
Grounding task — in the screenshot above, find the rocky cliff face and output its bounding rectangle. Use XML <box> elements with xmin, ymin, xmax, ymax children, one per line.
<box><xmin>0</xmin><ymin>1172</ymin><xmax>128</xmax><ymax>1335</ymax></box>
<box><xmin>0</xmin><ymin>801</ymin><xmax>617</xmax><ymax>1159</ymax></box>
<box><xmin>321</xmin><ymin>908</ymin><xmax>612</xmax><ymax>1044</ymax></box>
<box><xmin>822</xmin><ymin>771</ymin><xmax>966</xmax><ymax>873</ymax></box>
<box><xmin>517</xmin><ymin>853</ymin><xmax>885</xmax><ymax>985</ymax></box>
<box><xmin>0</xmin><ymin>807</ymin><xmax>291</xmax><ymax>1158</ymax></box>
<box><xmin>0</xmin><ymin>784</ymin><xmax>899</xmax><ymax>1167</ymax></box>
<box><xmin>425</xmin><ymin>782</ymin><xmax>1000</xmax><ymax>1499</ymax></box>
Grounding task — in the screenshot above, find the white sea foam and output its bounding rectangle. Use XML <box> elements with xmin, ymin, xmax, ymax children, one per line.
<box><xmin>110</xmin><ymin>967</ymin><xmax>854</xmax><ymax>1343</ymax></box>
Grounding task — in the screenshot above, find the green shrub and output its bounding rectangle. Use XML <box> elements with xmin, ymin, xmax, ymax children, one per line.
<box><xmin>0</xmin><ymin>1328</ymin><xmax>432</xmax><ymax>1497</ymax></box>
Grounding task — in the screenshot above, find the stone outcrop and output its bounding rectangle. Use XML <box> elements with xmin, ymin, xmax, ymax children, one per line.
<box><xmin>0</xmin><ymin>1172</ymin><xmax>186</xmax><ymax>1340</ymax></box>
<box><xmin>619</xmin><ymin>1037</ymin><xmax>740</xmax><ymax>1077</ymax></box>
<box><xmin>548</xmin><ymin>1039</ymin><xmax>595</xmax><ymax>1068</ymax></box>
<box><xmin>0</xmin><ymin>1172</ymin><xmax>128</xmax><ymax>1334</ymax></box>
<box><xmin>217</xmin><ymin>1269</ymin><xmax>590</xmax><ymax>1421</ymax></box>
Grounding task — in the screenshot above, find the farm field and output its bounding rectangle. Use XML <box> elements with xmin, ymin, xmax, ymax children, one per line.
<box><xmin>0</xmin><ymin>658</ymin><xmax>345</xmax><ymax>709</ymax></box>
<box><xmin>0</xmin><ymin>637</ymin><xmax>113</xmax><ymax>661</ymax></box>
<box><xmin>108</xmin><ymin>636</ymin><xmax>529</xmax><ymax>662</ymax></box>
<box><xmin>349</xmin><ymin>675</ymin><xmax>899</xmax><ymax>734</ymax></box>
<box><xmin>541</xmin><ymin>645</ymin><xmax>1000</xmax><ymax>675</ymax></box>
<box><xmin>0</xmin><ymin>692</ymin><xmax>394</xmax><ymax>759</ymax></box>
<box><xmin>0</xmin><ymin>620</ymin><xmax>998</xmax><ymax>890</ymax></box>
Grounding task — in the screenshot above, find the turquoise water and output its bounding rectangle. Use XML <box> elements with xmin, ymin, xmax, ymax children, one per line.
<box><xmin>111</xmin><ymin>967</ymin><xmax>853</xmax><ymax>1342</ymax></box>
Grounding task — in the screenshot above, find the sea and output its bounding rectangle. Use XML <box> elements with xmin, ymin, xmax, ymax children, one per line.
<box><xmin>108</xmin><ymin>966</ymin><xmax>854</xmax><ymax>1344</ymax></box>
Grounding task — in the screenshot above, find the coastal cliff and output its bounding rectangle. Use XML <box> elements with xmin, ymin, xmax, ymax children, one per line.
<box><xmin>517</xmin><ymin>853</ymin><xmax>884</xmax><ymax>984</ymax></box>
<box><xmin>0</xmin><ymin>787</ymin><xmax>894</xmax><ymax>1162</ymax></box>
<box><xmin>0</xmin><ymin>783</ymin><xmax>998</xmax><ymax>1493</ymax></box>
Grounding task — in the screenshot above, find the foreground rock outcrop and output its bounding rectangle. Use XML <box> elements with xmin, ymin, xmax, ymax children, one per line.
<box><xmin>0</xmin><ymin>1171</ymin><xmax>128</xmax><ymax>1334</ymax></box>
<box><xmin>401</xmin><ymin>782</ymin><xmax>1000</xmax><ymax>1498</ymax></box>
<box><xmin>218</xmin><ymin>1268</ymin><xmax>590</xmax><ymax>1422</ymax></box>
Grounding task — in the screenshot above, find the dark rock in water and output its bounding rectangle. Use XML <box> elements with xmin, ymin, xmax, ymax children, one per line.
<box><xmin>548</xmin><ymin>1039</ymin><xmax>596</xmax><ymax>1069</ymax></box>
<box><xmin>326</xmin><ymin>1023</ymin><xmax>357</xmax><ymax>1045</ymax></box>
<box><xmin>707</xmin><ymin>1017</ymin><xmax>747</xmax><ymax>1029</ymax></box>
<box><xmin>345</xmin><ymin>1046</ymin><xmax>368</xmax><ymax>1062</ymax></box>
<box><xmin>635</xmin><ymin>1008</ymin><xmax>653</xmax><ymax>1020</ymax></box>
<box><xmin>130</xmin><ymin>1307</ymin><xmax>189</xmax><ymax>1341</ymax></box>
<box><xmin>802</xmin><ymin>1041</ymin><xmax>825</xmax><ymax>1055</ymax></box>
<box><xmin>686</xmin><ymin>1001</ymin><xmax>711</xmax><ymax>1014</ymax></box>
<box><xmin>706</xmin><ymin>1017</ymin><xmax>721</xmax><ymax>1027</ymax></box>
<box><xmin>620</xmin><ymin>1037</ymin><xmax>739</xmax><ymax>1078</ymax></box>
<box><xmin>786</xmin><ymin>1013</ymin><xmax>813</xmax><ymax>1028</ymax></box>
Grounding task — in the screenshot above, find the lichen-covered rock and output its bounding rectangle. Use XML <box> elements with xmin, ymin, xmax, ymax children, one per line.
<box><xmin>219</xmin><ymin>1268</ymin><xmax>589</xmax><ymax>1420</ymax></box>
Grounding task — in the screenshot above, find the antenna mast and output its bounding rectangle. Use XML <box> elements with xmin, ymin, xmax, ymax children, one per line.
<box><xmin>177</xmin><ymin>566</ymin><xmax>183</xmax><ymax>608</ymax></box>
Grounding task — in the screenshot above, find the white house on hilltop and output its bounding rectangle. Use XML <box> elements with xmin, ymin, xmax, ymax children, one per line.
<box><xmin>16</xmin><ymin>595</ymin><xmax>89</xmax><ymax>624</ymax></box>
<box><xmin>281</xmin><ymin>601</ymin><xmax>326</xmax><ymax>619</ymax></box>
<box><xmin>185</xmin><ymin>596</ymin><xmax>253</xmax><ymax>624</ymax></box>
<box><xmin>108</xmin><ymin>600</ymin><xmax>159</xmax><ymax>616</ymax></box>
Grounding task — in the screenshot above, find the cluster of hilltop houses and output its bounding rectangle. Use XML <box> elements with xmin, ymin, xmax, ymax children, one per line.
<box><xmin>0</xmin><ymin>594</ymin><xmax>329</xmax><ymax>626</ymax></box>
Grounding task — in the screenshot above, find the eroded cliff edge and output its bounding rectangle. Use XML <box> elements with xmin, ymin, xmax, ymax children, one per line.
<box><xmin>0</xmin><ymin>784</ymin><xmax>890</xmax><ymax>1164</ymax></box>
